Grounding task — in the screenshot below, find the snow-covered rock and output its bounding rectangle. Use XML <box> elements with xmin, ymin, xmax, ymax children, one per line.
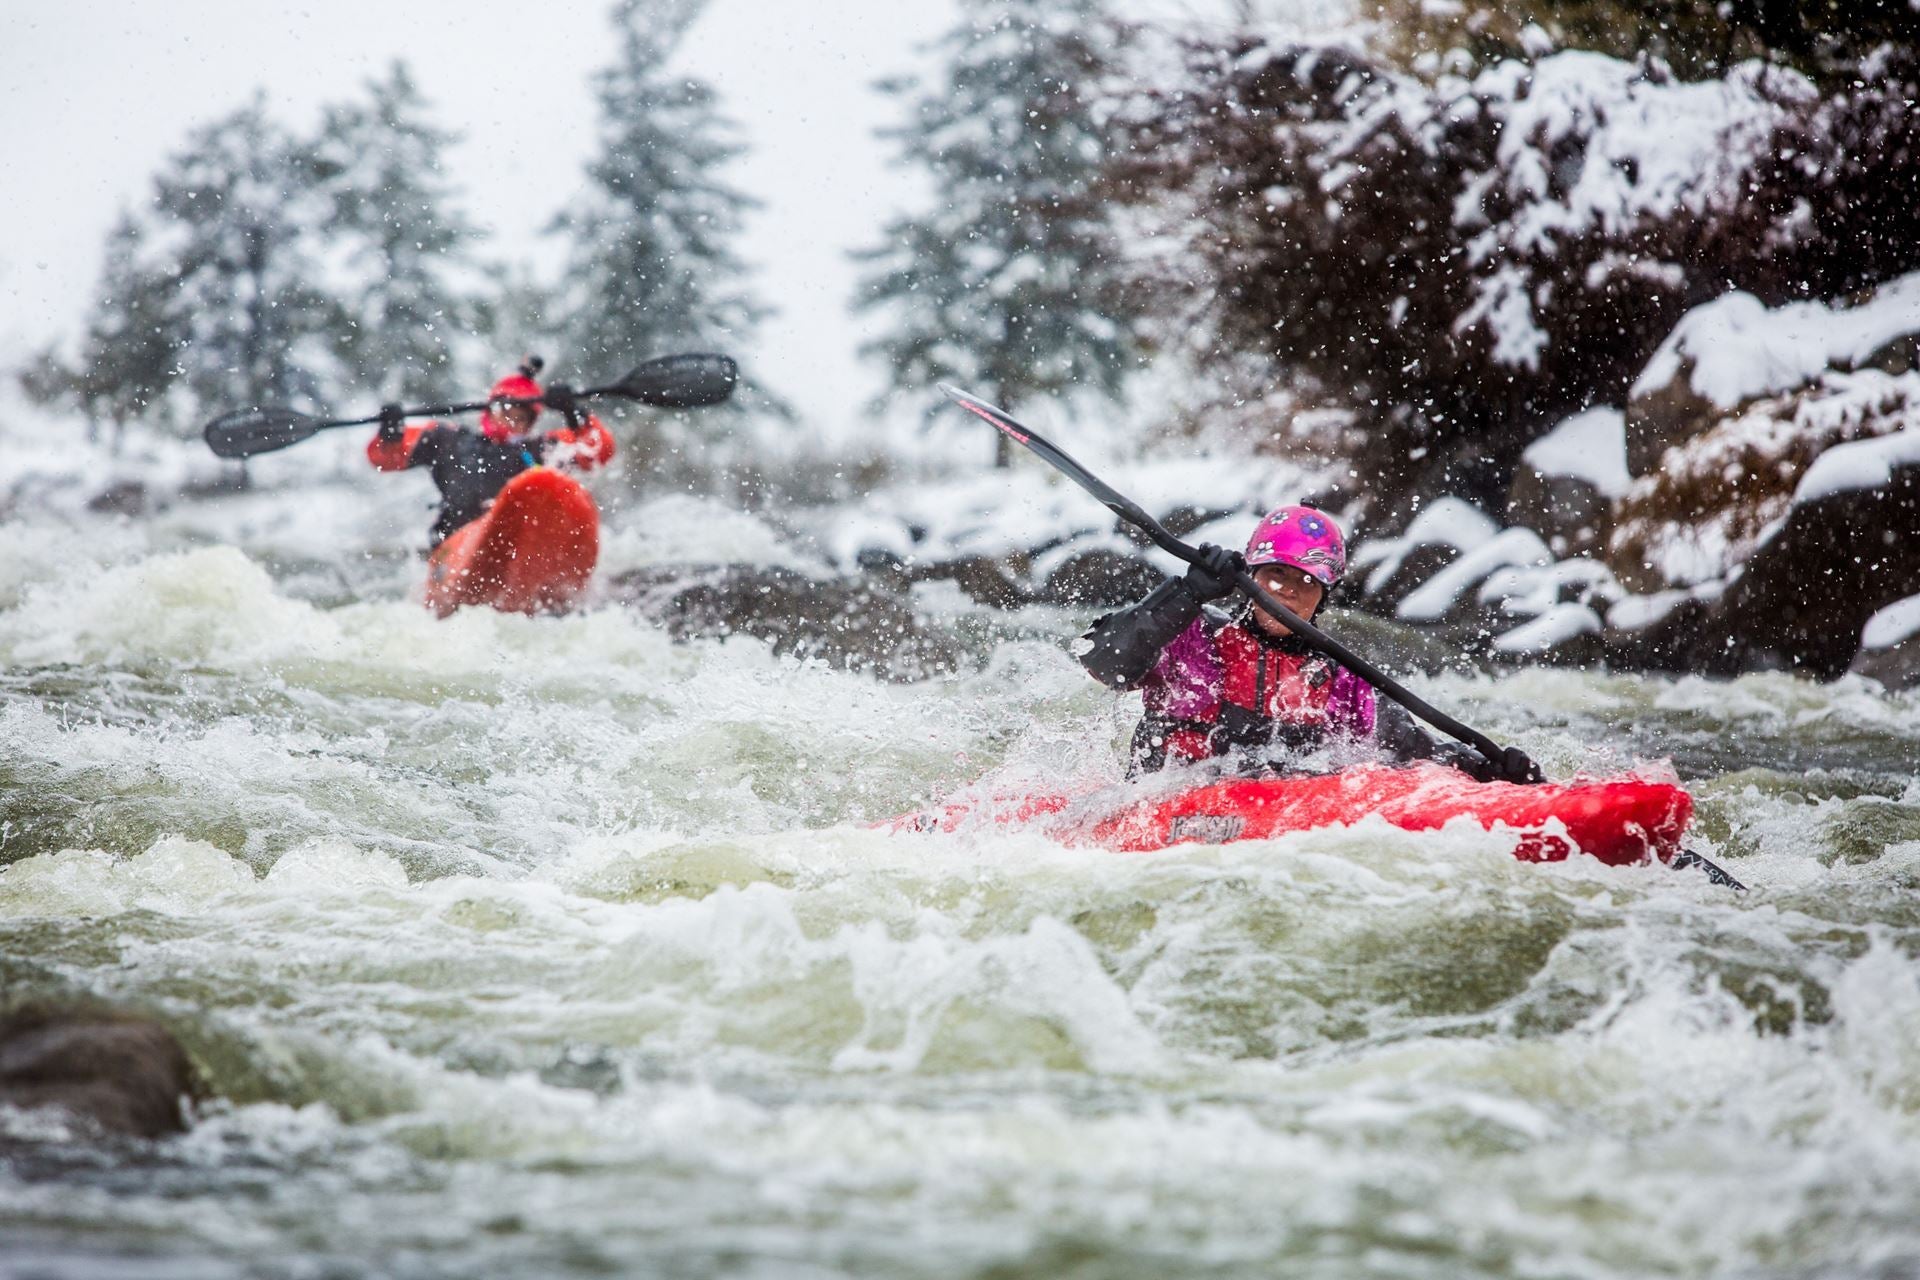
<box><xmin>1519</xmin><ymin>408</ymin><xmax>1633</xmax><ymax>499</ymax></box>
<box><xmin>1626</xmin><ymin>274</ymin><xmax>1920</xmax><ymax>474</ymax></box>
<box><xmin>802</xmin><ymin>446</ymin><xmax>1322</xmax><ymax>586</ymax></box>
<box><xmin>1851</xmin><ymin>594</ymin><xmax>1920</xmax><ymax>690</ymax></box>
<box><xmin>1478</xmin><ymin>556</ymin><xmax>1622</xmax><ymax>623</ymax></box>
<box><xmin>1861</xmin><ymin>595</ymin><xmax>1920</xmax><ymax>653</ymax></box>
<box><xmin>1609</xmin><ymin>369</ymin><xmax>1920</xmax><ymax>592</ymax></box>
<box><xmin>1793</xmin><ymin>427</ymin><xmax>1920</xmax><ymax>505</ymax></box>
<box><xmin>1610</xmin><ymin>437</ymin><xmax>1920</xmax><ymax>677</ymax></box>
<box><xmin>1507</xmin><ymin>407</ymin><xmax>1629</xmax><ymax>556</ymax></box>
<box><xmin>1351</xmin><ymin>498</ymin><xmax>1497</xmax><ymax>609</ymax></box>
<box><xmin>1604</xmin><ymin>581</ymin><xmax>1726</xmax><ymax>634</ymax></box>
<box><xmin>1634</xmin><ymin>274</ymin><xmax>1920</xmax><ymax>412</ymax></box>
<box><xmin>1395</xmin><ymin>526</ymin><xmax>1552</xmax><ymax>625</ymax></box>
<box><xmin>1493</xmin><ymin>602</ymin><xmax>1603</xmax><ymax>656</ymax></box>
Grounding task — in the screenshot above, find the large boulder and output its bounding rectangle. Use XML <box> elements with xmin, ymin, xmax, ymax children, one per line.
<box><xmin>1608</xmin><ymin>436</ymin><xmax>1920</xmax><ymax>677</ymax></box>
<box><xmin>0</xmin><ymin>1006</ymin><xmax>199</xmax><ymax>1139</ymax></box>
<box><xmin>1713</xmin><ymin>438</ymin><xmax>1920</xmax><ymax>676</ymax></box>
<box><xmin>606</xmin><ymin>564</ymin><xmax>959</xmax><ymax>680</ymax></box>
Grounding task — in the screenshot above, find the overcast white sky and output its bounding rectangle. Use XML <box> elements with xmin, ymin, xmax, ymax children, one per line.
<box><xmin>5</xmin><ymin>0</ymin><xmax>1345</xmax><ymax>441</ymax></box>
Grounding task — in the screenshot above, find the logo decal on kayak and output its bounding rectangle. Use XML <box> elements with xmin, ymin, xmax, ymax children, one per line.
<box><xmin>1168</xmin><ymin>814</ymin><xmax>1245</xmax><ymax>844</ymax></box>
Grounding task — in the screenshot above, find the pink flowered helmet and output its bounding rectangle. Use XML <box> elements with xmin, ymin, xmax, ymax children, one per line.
<box><xmin>1244</xmin><ymin>505</ymin><xmax>1346</xmax><ymax>586</ymax></box>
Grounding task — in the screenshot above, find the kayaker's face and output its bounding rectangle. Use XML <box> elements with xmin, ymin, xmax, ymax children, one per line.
<box><xmin>1250</xmin><ymin>564</ymin><xmax>1325</xmax><ymax>636</ymax></box>
<box><xmin>493</xmin><ymin>402</ymin><xmax>538</xmax><ymax>434</ymax></box>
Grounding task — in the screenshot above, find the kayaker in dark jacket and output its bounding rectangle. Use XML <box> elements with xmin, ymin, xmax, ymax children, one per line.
<box><xmin>367</xmin><ymin>357</ymin><xmax>615</xmax><ymax>545</ymax></box>
<box><xmin>1077</xmin><ymin>503</ymin><xmax>1541</xmax><ymax>783</ymax></box>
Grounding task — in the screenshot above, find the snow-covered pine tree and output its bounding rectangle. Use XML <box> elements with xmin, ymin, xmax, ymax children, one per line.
<box><xmin>311</xmin><ymin>61</ymin><xmax>482</xmax><ymax>402</ymax></box>
<box><xmin>144</xmin><ymin>96</ymin><xmax>350</xmax><ymax>428</ymax></box>
<box><xmin>19</xmin><ymin>213</ymin><xmax>180</xmax><ymax>452</ymax></box>
<box><xmin>548</xmin><ymin>0</ymin><xmax>763</xmax><ymax>379</ymax></box>
<box><xmin>854</xmin><ymin>0</ymin><xmax>1141</xmax><ymax>468</ymax></box>
<box><xmin>470</xmin><ymin>262</ymin><xmax>562</xmax><ymax>378</ymax></box>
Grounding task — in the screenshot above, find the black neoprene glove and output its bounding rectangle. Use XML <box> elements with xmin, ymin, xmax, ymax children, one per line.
<box><xmin>1182</xmin><ymin>543</ymin><xmax>1244</xmax><ymax>603</ymax></box>
<box><xmin>543</xmin><ymin>382</ymin><xmax>580</xmax><ymax>419</ymax></box>
<box><xmin>377</xmin><ymin>403</ymin><xmax>406</xmax><ymax>442</ymax></box>
<box><xmin>1477</xmin><ymin>745</ymin><xmax>1546</xmax><ymax>785</ymax></box>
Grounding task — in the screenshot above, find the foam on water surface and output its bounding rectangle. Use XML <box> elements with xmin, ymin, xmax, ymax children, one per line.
<box><xmin>3</xmin><ymin>517</ymin><xmax>1919</xmax><ymax>1278</ymax></box>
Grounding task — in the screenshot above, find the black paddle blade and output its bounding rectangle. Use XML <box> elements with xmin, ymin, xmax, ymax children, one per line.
<box><xmin>1672</xmin><ymin>848</ymin><xmax>1749</xmax><ymax>893</ymax></box>
<box><xmin>609</xmin><ymin>353</ymin><xmax>738</xmax><ymax>408</ymax></box>
<box><xmin>203</xmin><ymin>407</ymin><xmax>322</xmax><ymax>459</ymax></box>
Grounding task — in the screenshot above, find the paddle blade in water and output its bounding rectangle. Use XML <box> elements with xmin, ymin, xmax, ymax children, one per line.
<box><xmin>611</xmin><ymin>353</ymin><xmax>738</xmax><ymax>408</ymax></box>
<box><xmin>203</xmin><ymin>407</ymin><xmax>322</xmax><ymax>459</ymax></box>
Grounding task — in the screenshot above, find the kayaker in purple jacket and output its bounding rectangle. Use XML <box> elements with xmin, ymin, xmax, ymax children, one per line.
<box><xmin>1078</xmin><ymin>504</ymin><xmax>1540</xmax><ymax>782</ymax></box>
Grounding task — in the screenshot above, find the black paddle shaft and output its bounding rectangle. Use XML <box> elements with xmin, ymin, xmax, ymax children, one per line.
<box><xmin>203</xmin><ymin>353</ymin><xmax>738</xmax><ymax>460</ymax></box>
<box><xmin>266</xmin><ymin>377</ymin><xmax>668</xmax><ymax>433</ymax></box>
<box><xmin>938</xmin><ymin>384</ymin><xmax>1513</xmax><ymax>766</ymax></box>
<box><xmin>329</xmin><ymin>355</ymin><xmax>739</xmax><ymax>422</ymax></box>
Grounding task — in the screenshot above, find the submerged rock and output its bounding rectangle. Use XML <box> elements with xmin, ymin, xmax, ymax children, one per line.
<box><xmin>901</xmin><ymin>553</ymin><xmax>1033</xmax><ymax>610</ymax></box>
<box><xmin>0</xmin><ymin>1006</ymin><xmax>199</xmax><ymax>1139</ymax></box>
<box><xmin>85</xmin><ymin>480</ymin><xmax>149</xmax><ymax>518</ymax></box>
<box><xmin>607</xmin><ymin>564</ymin><xmax>959</xmax><ymax>680</ymax></box>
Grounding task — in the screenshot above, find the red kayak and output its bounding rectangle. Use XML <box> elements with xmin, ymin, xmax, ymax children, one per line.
<box><xmin>886</xmin><ymin>762</ymin><xmax>1693</xmax><ymax>866</ymax></box>
<box><xmin>423</xmin><ymin>468</ymin><xmax>599</xmax><ymax>617</ymax></box>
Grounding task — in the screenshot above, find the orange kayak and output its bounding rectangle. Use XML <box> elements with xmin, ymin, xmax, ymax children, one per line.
<box><xmin>886</xmin><ymin>762</ymin><xmax>1693</xmax><ymax>866</ymax></box>
<box><xmin>424</xmin><ymin>468</ymin><xmax>599</xmax><ymax>617</ymax></box>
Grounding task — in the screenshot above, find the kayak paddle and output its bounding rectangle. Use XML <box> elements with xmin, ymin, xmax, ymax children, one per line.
<box><xmin>203</xmin><ymin>352</ymin><xmax>739</xmax><ymax>460</ymax></box>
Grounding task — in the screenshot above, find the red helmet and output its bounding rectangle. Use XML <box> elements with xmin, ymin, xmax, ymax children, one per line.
<box><xmin>480</xmin><ymin>359</ymin><xmax>545</xmax><ymax>440</ymax></box>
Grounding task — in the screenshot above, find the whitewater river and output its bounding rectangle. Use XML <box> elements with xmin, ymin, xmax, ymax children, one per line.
<box><xmin>3</xmin><ymin>487</ymin><xmax>1918</xmax><ymax>1279</ymax></box>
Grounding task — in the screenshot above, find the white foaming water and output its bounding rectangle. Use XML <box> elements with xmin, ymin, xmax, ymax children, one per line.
<box><xmin>3</xmin><ymin>518</ymin><xmax>1919</xmax><ymax>1279</ymax></box>
<box><xmin>596</xmin><ymin>493</ymin><xmax>831</xmax><ymax>577</ymax></box>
